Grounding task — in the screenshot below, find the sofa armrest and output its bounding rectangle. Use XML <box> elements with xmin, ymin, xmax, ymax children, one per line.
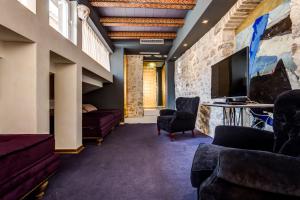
<box><xmin>216</xmin><ymin>149</ymin><xmax>300</xmax><ymax>197</ymax></box>
<box><xmin>213</xmin><ymin>126</ymin><xmax>274</xmax><ymax>151</ymax></box>
<box><xmin>175</xmin><ymin>111</ymin><xmax>195</xmax><ymax>120</ymax></box>
<box><xmin>160</xmin><ymin>109</ymin><xmax>176</xmax><ymax>116</ymax></box>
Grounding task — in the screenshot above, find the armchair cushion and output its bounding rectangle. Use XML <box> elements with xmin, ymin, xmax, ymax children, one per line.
<box><xmin>191</xmin><ymin>144</ymin><xmax>229</xmax><ymax>188</ymax></box>
<box><xmin>213</xmin><ymin>126</ymin><xmax>274</xmax><ymax>152</ymax></box>
<box><xmin>159</xmin><ymin>109</ymin><xmax>176</xmax><ymax>116</ymax></box>
<box><xmin>199</xmin><ymin>177</ymin><xmax>294</xmax><ymax>200</ymax></box>
<box><xmin>217</xmin><ymin>149</ymin><xmax>300</xmax><ymax>197</ymax></box>
<box><xmin>175</xmin><ymin>111</ymin><xmax>195</xmax><ymax>120</ymax></box>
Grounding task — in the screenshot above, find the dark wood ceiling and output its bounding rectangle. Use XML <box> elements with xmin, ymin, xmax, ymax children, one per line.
<box><xmin>90</xmin><ymin>0</ymin><xmax>196</xmax><ymax>40</ymax></box>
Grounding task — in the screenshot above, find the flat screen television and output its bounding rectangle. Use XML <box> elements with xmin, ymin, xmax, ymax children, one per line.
<box><xmin>211</xmin><ymin>47</ymin><xmax>249</xmax><ymax>99</ymax></box>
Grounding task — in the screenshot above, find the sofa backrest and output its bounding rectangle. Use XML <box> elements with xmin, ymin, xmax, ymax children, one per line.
<box><xmin>273</xmin><ymin>90</ymin><xmax>300</xmax><ymax>156</ymax></box>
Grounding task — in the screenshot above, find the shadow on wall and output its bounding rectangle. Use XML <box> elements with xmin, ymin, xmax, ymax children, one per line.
<box><xmin>83</xmin><ymin>48</ymin><xmax>125</xmax><ymax>121</ymax></box>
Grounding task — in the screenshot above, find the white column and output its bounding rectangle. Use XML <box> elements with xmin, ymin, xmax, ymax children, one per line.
<box><xmin>54</xmin><ymin>63</ymin><xmax>82</xmax><ymax>150</ymax></box>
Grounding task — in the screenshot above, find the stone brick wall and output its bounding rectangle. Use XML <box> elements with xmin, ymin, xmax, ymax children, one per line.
<box><xmin>175</xmin><ymin>27</ymin><xmax>235</xmax><ymax>135</ymax></box>
<box><xmin>126</xmin><ymin>55</ymin><xmax>144</xmax><ymax>117</ymax></box>
<box><xmin>175</xmin><ymin>0</ymin><xmax>300</xmax><ymax>136</ymax></box>
<box><xmin>291</xmin><ymin>0</ymin><xmax>300</xmax><ymax>76</ymax></box>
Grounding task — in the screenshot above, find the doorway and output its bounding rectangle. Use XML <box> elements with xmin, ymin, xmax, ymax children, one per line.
<box><xmin>49</xmin><ymin>73</ymin><xmax>55</xmax><ymax>135</ymax></box>
<box><xmin>143</xmin><ymin>61</ymin><xmax>166</xmax><ymax>109</ymax></box>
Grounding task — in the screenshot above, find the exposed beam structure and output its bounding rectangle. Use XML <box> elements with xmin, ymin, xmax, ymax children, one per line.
<box><xmin>108</xmin><ymin>31</ymin><xmax>177</xmax><ymax>39</ymax></box>
<box><xmin>100</xmin><ymin>17</ymin><xmax>185</xmax><ymax>27</ymax></box>
<box><xmin>90</xmin><ymin>0</ymin><xmax>196</xmax><ymax>10</ymax></box>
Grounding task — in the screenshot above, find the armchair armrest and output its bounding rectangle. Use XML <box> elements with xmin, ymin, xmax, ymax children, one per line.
<box><xmin>175</xmin><ymin>111</ymin><xmax>195</xmax><ymax>120</ymax></box>
<box><xmin>213</xmin><ymin>126</ymin><xmax>274</xmax><ymax>151</ymax></box>
<box><xmin>217</xmin><ymin>149</ymin><xmax>300</xmax><ymax>197</ymax></box>
<box><xmin>160</xmin><ymin>109</ymin><xmax>176</xmax><ymax>116</ymax></box>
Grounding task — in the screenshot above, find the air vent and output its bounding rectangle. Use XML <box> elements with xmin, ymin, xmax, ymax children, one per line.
<box><xmin>140</xmin><ymin>39</ymin><xmax>164</xmax><ymax>45</ymax></box>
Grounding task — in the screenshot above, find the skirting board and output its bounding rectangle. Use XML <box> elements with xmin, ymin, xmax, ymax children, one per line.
<box><xmin>55</xmin><ymin>145</ymin><xmax>85</xmax><ymax>154</ymax></box>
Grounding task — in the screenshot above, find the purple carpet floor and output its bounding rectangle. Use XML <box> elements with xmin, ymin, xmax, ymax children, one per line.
<box><xmin>44</xmin><ymin>124</ymin><xmax>212</xmax><ymax>200</ymax></box>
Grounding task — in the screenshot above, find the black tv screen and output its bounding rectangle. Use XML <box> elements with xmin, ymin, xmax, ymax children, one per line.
<box><xmin>211</xmin><ymin>47</ymin><xmax>249</xmax><ymax>99</ymax></box>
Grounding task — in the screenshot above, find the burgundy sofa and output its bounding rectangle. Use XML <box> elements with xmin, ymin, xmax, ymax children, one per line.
<box><xmin>0</xmin><ymin>134</ymin><xmax>59</xmax><ymax>200</ymax></box>
<box><xmin>82</xmin><ymin>109</ymin><xmax>122</xmax><ymax>144</ymax></box>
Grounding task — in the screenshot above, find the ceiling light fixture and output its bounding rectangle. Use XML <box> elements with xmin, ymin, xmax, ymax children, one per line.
<box><xmin>202</xmin><ymin>19</ymin><xmax>209</xmax><ymax>24</ymax></box>
<box><xmin>183</xmin><ymin>43</ymin><xmax>188</xmax><ymax>47</ymax></box>
<box><xmin>174</xmin><ymin>56</ymin><xmax>177</xmax><ymax>59</ymax></box>
<box><xmin>147</xmin><ymin>62</ymin><xmax>157</xmax><ymax>69</ymax></box>
<box><xmin>139</xmin><ymin>52</ymin><xmax>160</xmax><ymax>55</ymax></box>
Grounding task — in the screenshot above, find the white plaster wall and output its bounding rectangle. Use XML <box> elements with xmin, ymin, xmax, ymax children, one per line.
<box><xmin>0</xmin><ymin>42</ymin><xmax>37</xmax><ymax>133</ymax></box>
<box><xmin>0</xmin><ymin>0</ymin><xmax>112</xmax><ymax>150</ymax></box>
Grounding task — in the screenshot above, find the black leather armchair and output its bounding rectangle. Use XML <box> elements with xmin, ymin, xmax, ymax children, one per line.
<box><xmin>157</xmin><ymin>97</ymin><xmax>200</xmax><ymax>141</ymax></box>
<box><xmin>191</xmin><ymin>90</ymin><xmax>300</xmax><ymax>200</ymax></box>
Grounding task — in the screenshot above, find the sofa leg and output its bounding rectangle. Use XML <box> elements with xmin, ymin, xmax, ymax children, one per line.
<box><xmin>182</xmin><ymin>131</ymin><xmax>185</xmax><ymax>134</ymax></box>
<box><xmin>35</xmin><ymin>180</ymin><xmax>48</xmax><ymax>200</ymax></box>
<box><xmin>96</xmin><ymin>138</ymin><xmax>103</xmax><ymax>146</ymax></box>
<box><xmin>192</xmin><ymin>130</ymin><xmax>195</xmax><ymax>137</ymax></box>
<box><xmin>157</xmin><ymin>126</ymin><xmax>161</xmax><ymax>136</ymax></box>
<box><xmin>169</xmin><ymin>133</ymin><xmax>175</xmax><ymax>141</ymax></box>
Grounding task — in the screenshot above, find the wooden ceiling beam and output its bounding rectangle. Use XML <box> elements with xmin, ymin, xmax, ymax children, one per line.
<box><xmin>103</xmin><ymin>22</ymin><xmax>182</xmax><ymax>27</ymax></box>
<box><xmin>100</xmin><ymin>17</ymin><xmax>184</xmax><ymax>27</ymax></box>
<box><xmin>108</xmin><ymin>31</ymin><xmax>177</xmax><ymax>39</ymax></box>
<box><xmin>90</xmin><ymin>0</ymin><xmax>196</xmax><ymax>4</ymax></box>
<box><xmin>90</xmin><ymin>0</ymin><xmax>196</xmax><ymax>10</ymax></box>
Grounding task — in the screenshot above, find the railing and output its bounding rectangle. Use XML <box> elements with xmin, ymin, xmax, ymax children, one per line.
<box><xmin>82</xmin><ymin>19</ymin><xmax>111</xmax><ymax>72</ymax></box>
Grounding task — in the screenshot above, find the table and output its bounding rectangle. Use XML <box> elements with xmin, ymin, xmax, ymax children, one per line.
<box><xmin>202</xmin><ymin>103</ymin><xmax>274</xmax><ymax>126</ymax></box>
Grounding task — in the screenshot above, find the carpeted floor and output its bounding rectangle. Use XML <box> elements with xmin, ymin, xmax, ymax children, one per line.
<box><xmin>44</xmin><ymin>124</ymin><xmax>212</xmax><ymax>200</ymax></box>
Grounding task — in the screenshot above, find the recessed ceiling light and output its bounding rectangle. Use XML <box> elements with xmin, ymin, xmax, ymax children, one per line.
<box><xmin>202</xmin><ymin>19</ymin><xmax>209</xmax><ymax>24</ymax></box>
<box><xmin>183</xmin><ymin>43</ymin><xmax>188</xmax><ymax>47</ymax></box>
<box><xmin>174</xmin><ymin>56</ymin><xmax>177</xmax><ymax>59</ymax></box>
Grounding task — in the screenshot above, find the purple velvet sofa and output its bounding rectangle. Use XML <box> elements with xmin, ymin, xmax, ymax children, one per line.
<box><xmin>82</xmin><ymin>109</ymin><xmax>122</xmax><ymax>144</ymax></box>
<box><xmin>0</xmin><ymin>134</ymin><xmax>59</xmax><ymax>200</ymax></box>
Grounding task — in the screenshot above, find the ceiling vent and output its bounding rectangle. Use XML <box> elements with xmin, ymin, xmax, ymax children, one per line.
<box><xmin>140</xmin><ymin>39</ymin><xmax>164</xmax><ymax>45</ymax></box>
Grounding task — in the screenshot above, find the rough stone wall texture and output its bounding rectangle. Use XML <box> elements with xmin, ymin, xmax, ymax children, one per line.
<box><xmin>291</xmin><ymin>0</ymin><xmax>300</xmax><ymax>77</ymax></box>
<box><xmin>175</xmin><ymin>0</ymin><xmax>300</xmax><ymax>136</ymax></box>
<box><xmin>175</xmin><ymin>25</ymin><xmax>235</xmax><ymax>135</ymax></box>
<box><xmin>126</xmin><ymin>55</ymin><xmax>144</xmax><ymax>117</ymax></box>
